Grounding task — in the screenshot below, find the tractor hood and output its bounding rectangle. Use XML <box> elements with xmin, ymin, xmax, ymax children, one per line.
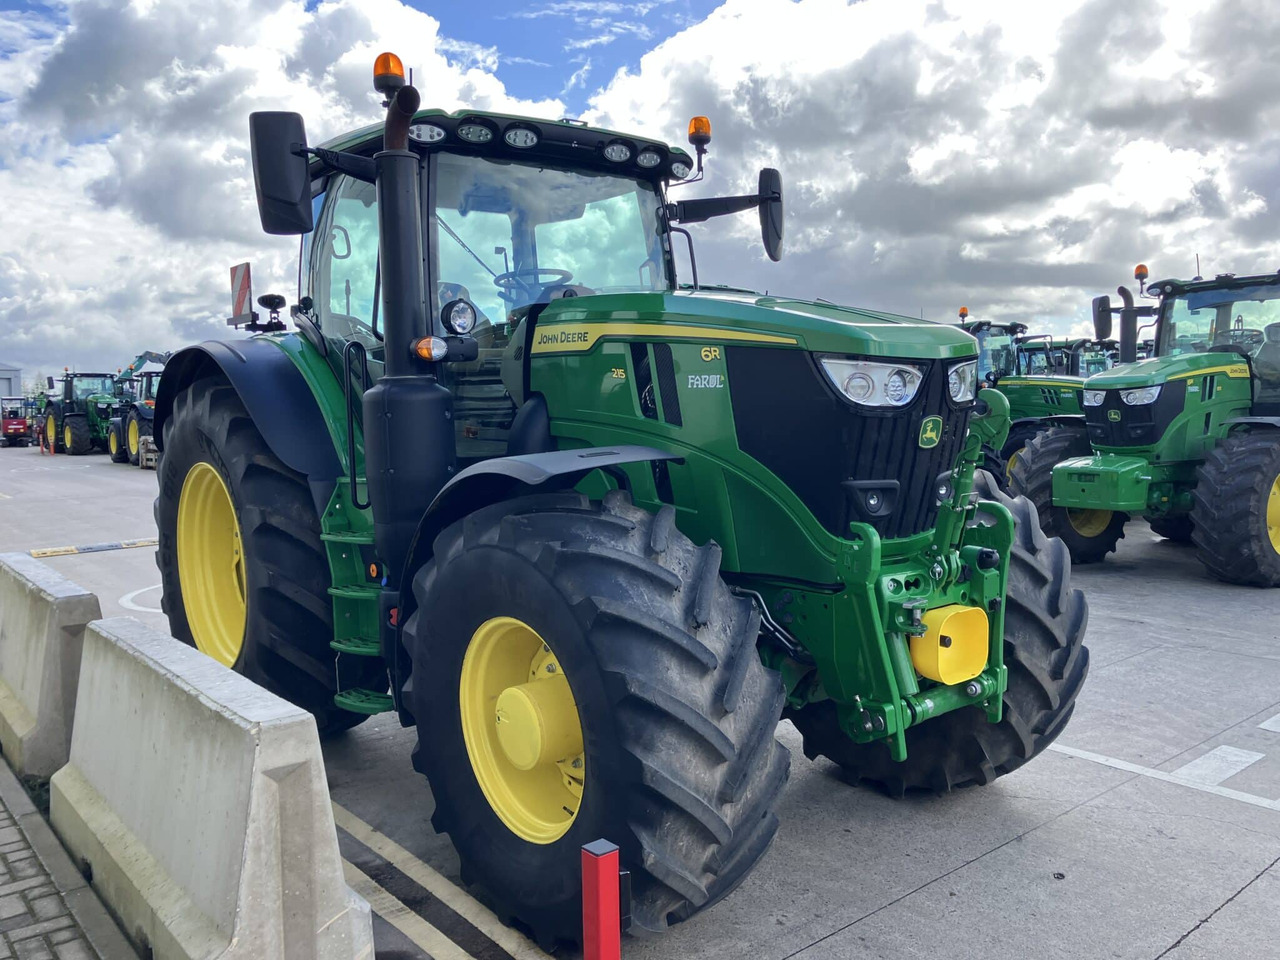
<box><xmin>538</xmin><ymin>288</ymin><xmax>978</xmax><ymax>361</ymax></box>
<box><xmin>1082</xmin><ymin>351</ymin><xmax>1249</xmax><ymax>389</ymax></box>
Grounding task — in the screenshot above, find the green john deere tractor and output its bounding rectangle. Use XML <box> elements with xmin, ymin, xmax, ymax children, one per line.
<box><xmin>43</xmin><ymin>372</ymin><xmax>124</xmax><ymax>455</ymax></box>
<box><xmin>152</xmin><ymin>55</ymin><xmax>1088</xmax><ymax>944</ymax></box>
<box><xmin>109</xmin><ymin>354</ymin><xmax>169</xmax><ymax>464</ymax></box>
<box><xmin>960</xmin><ymin>310</ymin><xmax>1118</xmax><ymax>478</ymax></box>
<box><xmin>1011</xmin><ymin>265</ymin><xmax>1280</xmax><ymax>583</ymax></box>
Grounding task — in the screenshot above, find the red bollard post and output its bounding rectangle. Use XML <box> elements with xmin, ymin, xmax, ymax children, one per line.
<box><xmin>582</xmin><ymin>839</ymin><xmax>622</xmax><ymax>960</ymax></box>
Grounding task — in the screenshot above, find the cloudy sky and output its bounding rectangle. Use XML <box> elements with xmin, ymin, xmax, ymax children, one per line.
<box><xmin>2</xmin><ymin>0</ymin><xmax>1279</xmax><ymax>380</ymax></box>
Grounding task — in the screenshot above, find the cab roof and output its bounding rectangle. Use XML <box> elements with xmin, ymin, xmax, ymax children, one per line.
<box><xmin>317</xmin><ymin>108</ymin><xmax>694</xmax><ymax>184</ymax></box>
<box><xmin>1150</xmin><ymin>271</ymin><xmax>1280</xmax><ymax>297</ymax></box>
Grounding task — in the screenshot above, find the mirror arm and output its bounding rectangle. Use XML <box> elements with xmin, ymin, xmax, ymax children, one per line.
<box><xmin>302</xmin><ymin>146</ymin><xmax>377</xmax><ymax>184</ymax></box>
<box><xmin>668</xmin><ymin>193</ymin><xmax>763</xmax><ymax>224</ymax></box>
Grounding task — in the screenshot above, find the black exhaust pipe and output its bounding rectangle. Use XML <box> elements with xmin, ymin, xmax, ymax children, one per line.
<box><xmin>362</xmin><ymin>84</ymin><xmax>456</xmax><ymax>583</ymax></box>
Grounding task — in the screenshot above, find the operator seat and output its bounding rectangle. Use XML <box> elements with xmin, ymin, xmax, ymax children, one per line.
<box><xmin>1253</xmin><ymin>322</ymin><xmax>1280</xmax><ymax>409</ymax></box>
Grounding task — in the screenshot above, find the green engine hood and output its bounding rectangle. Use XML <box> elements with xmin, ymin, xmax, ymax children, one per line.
<box><xmin>538</xmin><ymin>288</ymin><xmax>978</xmax><ymax>361</ymax></box>
<box><xmin>1082</xmin><ymin>352</ymin><xmax>1251</xmax><ymax>389</ymax></box>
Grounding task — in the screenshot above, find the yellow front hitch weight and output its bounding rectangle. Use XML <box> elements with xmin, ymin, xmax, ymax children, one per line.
<box><xmin>910</xmin><ymin>604</ymin><xmax>989</xmax><ymax>685</ymax></box>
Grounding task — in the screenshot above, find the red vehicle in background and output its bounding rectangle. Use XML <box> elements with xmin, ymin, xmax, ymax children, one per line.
<box><xmin>1</xmin><ymin>397</ymin><xmax>33</xmax><ymax>447</ymax></box>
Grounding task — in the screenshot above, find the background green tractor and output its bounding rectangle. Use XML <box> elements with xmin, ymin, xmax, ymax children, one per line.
<box><xmin>1010</xmin><ymin>265</ymin><xmax>1280</xmax><ymax>582</ymax></box>
<box><xmin>959</xmin><ymin>310</ymin><xmax>1118</xmax><ymax>480</ymax></box>
<box><xmin>109</xmin><ymin>352</ymin><xmax>170</xmax><ymax>464</ymax></box>
<box><xmin>152</xmin><ymin>56</ymin><xmax>1088</xmax><ymax>945</ymax></box>
<box><xmin>43</xmin><ymin>371</ymin><xmax>124</xmax><ymax>455</ymax></box>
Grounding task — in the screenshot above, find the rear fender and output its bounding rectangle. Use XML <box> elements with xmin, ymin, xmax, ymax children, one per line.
<box><xmin>1226</xmin><ymin>416</ymin><xmax>1280</xmax><ymax>432</ymax></box>
<box><xmin>154</xmin><ymin>340</ymin><xmax>342</xmax><ymax>515</ymax></box>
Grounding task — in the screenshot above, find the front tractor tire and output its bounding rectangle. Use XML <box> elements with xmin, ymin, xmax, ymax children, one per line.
<box><xmin>403</xmin><ymin>490</ymin><xmax>789</xmax><ymax>946</ymax></box>
<box><xmin>63</xmin><ymin>416</ymin><xmax>92</xmax><ymax>456</ymax></box>
<box><xmin>1191</xmin><ymin>431</ymin><xmax>1280</xmax><ymax>586</ymax></box>
<box><xmin>44</xmin><ymin>413</ymin><xmax>62</xmax><ymax>453</ymax></box>
<box><xmin>1009</xmin><ymin>425</ymin><xmax>1127</xmax><ymax>563</ymax></box>
<box><xmin>155</xmin><ymin>375</ymin><xmax>384</xmax><ymax>734</ymax></box>
<box><xmin>108</xmin><ymin>422</ymin><xmax>129</xmax><ymax>463</ymax></box>
<box><xmin>789</xmin><ymin>472</ymin><xmax>1089</xmax><ymax>796</ymax></box>
<box><xmin>126</xmin><ymin>409</ymin><xmax>150</xmax><ymax>466</ymax></box>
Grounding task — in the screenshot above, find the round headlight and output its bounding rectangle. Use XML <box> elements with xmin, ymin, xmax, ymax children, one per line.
<box><xmin>457</xmin><ymin>123</ymin><xmax>493</xmax><ymax>144</ymax></box>
<box><xmin>636</xmin><ymin>149</ymin><xmax>662</xmax><ymax>168</ymax></box>
<box><xmin>843</xmin><ymin>372</ymin><xmax>874</xmax><ymax>402</ymax></box>
<box><xmin>441</xmin><ymin>299</ymin><xmax>477</xmax><ymax>335</ymax></box>
<box><xmin>670</xmin><ymin>160</ymin><xmax>692</xmax><ymax>179</ymax></box>
<box><xmin>504</xmin><ymin>126</ymin><xmax>538</xmax><ymax>149</ymax></box>
<box><xmin>1082</xmin><ymin>389</ymin><xmax>1106</xmax><ymax>406</ymax></box>
<box><xmin>603</xmin><ymin>142</ymin><xmax>632</xmax><ymax>162</ymax></box>
<box><xmin>885</xmin><ymin>371</ymin><xmax>911</xmax><ymax>405</ymax></box>
<box><xmin>408</xmin><ymin>123</ymin><xmax>446</xmax><ymax>144</ymax></box>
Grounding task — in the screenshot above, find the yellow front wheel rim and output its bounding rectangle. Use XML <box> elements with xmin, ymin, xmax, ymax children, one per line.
<box><xmin>64</xmin><ymin>424</ymin><xmax>72</xmax><ymax>450</ymax></box>
<box><xmin>1005</xmin><ymin>449</ymin><xmax>1020</xmax><ymax>484</ymax></box>
<box><xmin>1267</xmin><ymin>473</ymin><xmax>1280</xmax><ymax>554</ymax></box>
<box><xmin>109</xmin><ymin>431</ymin><xmax>118</xmax><ymax>456</ymax></box>
<box><xmin>128</xmin><ymin>419</ymin><xmax>139</xmax><ymax>456</ymax></box>
<box><xmin>176</xmin><ymin>462</ymin><xmax>247</xmax><ymax>666</ymax></box>
<box><xmin>459</xmin><ymin>617</ymin><xmax>585</xmax><ymax>844</ymax></box>
<box><xmin>1067</xmin><ymin>508</ymin><xmax>1113</xmax><ymax>538</ymax></box>
<box><xmin>45</xmin><ymin>416</ymin><xmax>55</xmax><ymax>445</ymax></box>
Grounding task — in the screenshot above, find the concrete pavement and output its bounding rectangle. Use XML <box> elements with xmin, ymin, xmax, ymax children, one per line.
<box><xmin>1</xmin><ymin>445</ymin><xmax>1277</xmax><ymax>959</ymax></box>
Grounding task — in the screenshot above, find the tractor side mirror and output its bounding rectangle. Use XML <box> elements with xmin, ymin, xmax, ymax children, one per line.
<box><xmin>249</xmin><ymin>112</ymin><xmax>314</xmax><ymax>236</ymax></box>
<box><xmin>758</xmin><ymin>168</ymin><xmax>784</xmax><ymax>262</ymax></box>
<box><xmin>1092</xmin><ymin>295</ymin><xmax>1113</xmax><ymax>341</ymax></box>
<box><xmin>46</xmin><ymin>376</ymin><xmax>54</xmax><ymax>390</ymax></box>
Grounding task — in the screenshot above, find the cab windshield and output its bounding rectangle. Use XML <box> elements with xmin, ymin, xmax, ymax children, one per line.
<box><xmin>434</xmin><ymin>153</ymin><xmax>670</xmax><ymax>328</ymax></box>
<box><xmin>973</xmin><ymin>330</ymin><xmax>1015</xmax><ymax>380</ymax></box>
<box><xmin>1077</xmin><ymin>348</ymin><xmax>1114</xmax><ymax>377</ymax></box>
<box><xmin>71</xmin><ymin>377</ymin><xmax>114</xmax><ymax>399</ymax></box>
<box><xmin>1159</xmin><ymin>286</ymin><xmax>1280</xmax><ymax>358</ymax></box>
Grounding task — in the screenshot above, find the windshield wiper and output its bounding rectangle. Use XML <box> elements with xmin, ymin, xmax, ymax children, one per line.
<box><xmin>438</xmin><ymin>216</ymin><xmax>498</xmax><ymax>279</ymax></box>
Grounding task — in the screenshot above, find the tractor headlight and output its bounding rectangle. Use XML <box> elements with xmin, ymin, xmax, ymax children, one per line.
<box><xmin>946</xmin><ymin>359</ymin><xmax>978</xmax><ymax>403</ymax></box>
<box><xmin>819</xmin><ymin>358</ymin><xmax>923</xmax><ymax>408</ymax></box>
<box><xmin>441</xmin><ymin>298</ymin><xmax>477</xmax><ymax>335</ymax></box>
<box><xmin>1082</xmin><ymin>390</ymin><xmax>1106</xmax><ymax>406</ymax></box>
<box><xmin>1121</xmin><ymin>385</ymin><xmax>1161</xmax><ymax>405</ymax></box>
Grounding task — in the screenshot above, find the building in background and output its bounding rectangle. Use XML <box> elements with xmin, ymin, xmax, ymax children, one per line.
<box><xmin>0</xmin><ymin>361</ymin><xmax>21</xmax><ymax>397</ymax></box>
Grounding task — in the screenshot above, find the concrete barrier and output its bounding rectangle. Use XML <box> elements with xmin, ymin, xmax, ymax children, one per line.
<box><xmin>50</xmin><ymin>617</ymin><xmax>374</xmax><ymax>960</ymax></box>
<box><xmin>0</xmin><ymin>552</ymin><xmax>102</xmax><ymax>778</ymax></box>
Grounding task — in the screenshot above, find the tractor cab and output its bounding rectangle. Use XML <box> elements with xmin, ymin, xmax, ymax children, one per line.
<box><xmin>956</xmin><ymin>311</ymin><xmax>1023</xmax><ymax>382</ymax></box>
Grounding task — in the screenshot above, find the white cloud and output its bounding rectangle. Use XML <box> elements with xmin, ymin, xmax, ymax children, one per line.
<box><xmin>2</xmin><ymin>0</ymin><xmax>1279</xmax><ymax>377</ymax></box>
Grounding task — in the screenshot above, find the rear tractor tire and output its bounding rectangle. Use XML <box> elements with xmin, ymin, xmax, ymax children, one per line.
<box><xmin>403</xmin><ymin>490</ymin><xmax>790</xmax><ymax>947</ymax></box>
<box><xmin>127</xmin><ymin>409</ymin><xmax>150</xmax><ymax>466</ymax></box>
<box><xmin>63</xmin><ymin>416</ymin><xmax>92</xmax><ymax>456</ymax></box>
<box><xmin>789</xmin><ymin>471</ymin><xmax>1089</xmax><ymax>796</ymax></box>
<box><xmin>108</xmin><ymin>423</ymin><xmax>129</xmax><ymax>463</ymax></box>
<box><xmin>1009</xmin><ymin>425</ymin><xmax>1127</xmax><ymax>563</ymax></box>
<box><xmin>1190</xmin><ymin>431</ymin><xmax>1280</xmax><ymax>586</ymax></box>
<box><xmin>155</xmin><ymin>375</ymin><xmax>384</xmax><ymax>735</ymax></box>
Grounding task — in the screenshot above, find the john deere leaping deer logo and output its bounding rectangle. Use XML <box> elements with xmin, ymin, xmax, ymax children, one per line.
<box><xmin>919</xmin><ymin>416</ymin><xmax>943</xmax><ymax>449</ymax></box>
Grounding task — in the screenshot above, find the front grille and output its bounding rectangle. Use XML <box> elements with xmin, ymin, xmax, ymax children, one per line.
<box><xmin>725</xmin><ymin>348</ymin><xmax>972</xmax><ymax>540</ymax></box>
<box><xmin>1084</xmin><ymin>381</ymin><xmax>1186</xmax><ymax>447</ymax></box>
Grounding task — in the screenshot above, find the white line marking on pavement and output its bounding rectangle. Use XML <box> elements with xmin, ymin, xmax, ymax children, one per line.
<box><xmin>1171</xmin><ymin>745</ymin><xmax>1265</xmax><ymax>786</ymax></box>
<box><xmin>343</xmin><ymin>859</ymin><xmax>476</xmax><ymax>960</ymax></box>
<box><xmin>333</xmin><ymin>802</ymin><xmax>553</xmax><ymax>960</ymax></box>
<box><xmin>1049</xmin><ymin>744</ymin><xmax>1280</xmax><ymax>812</ymax></box>
<box><xmin>1259</xmin><ymin>713</ymin><xmax>1280</xmax><ymax>734</ymax></box>
<box><xmin>119</xmin><ymin>584</ymin><xmax>163</xmax><ymax>613</ymax></box>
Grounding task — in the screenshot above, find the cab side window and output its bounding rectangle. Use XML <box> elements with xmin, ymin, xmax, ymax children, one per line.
<box><xmin>317</xmin><ymin>175</ymin><xmax>381</xmax><ymax>349</ymax></box>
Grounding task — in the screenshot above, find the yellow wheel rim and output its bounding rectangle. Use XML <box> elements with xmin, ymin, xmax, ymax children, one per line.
<box><xmin>1068</xmin><ymin>508</ymin><xmax>1113</xmax><ymax>538</ymax></box>
<box><xmin>459</xmin><ymin>617</ymin><xmax>585</xmax><ymax>844</ymax></box>
<box><xmin>64</xmin><ymin>424</ymin><xmax>72</xmax><ymax>450</ymax></box>
<box><xmin>128</xmin><ymin>418</ymin><xmax>139</xmax><ymax>456</ymax></box>
<box><xmin>177</xmin><ymin>462</ymin><xmax>247</xmax><ymax>667</ymax></box>
<box><xmin>1005</xmin><ymin>449</ymin><xmax>1020</xmax><ymax>484</ymax></box>
<box><xmin>45</xmin><ymin>415</ymin><xmax>55</xmax><ymax>446</ymax></box>
<box><xmin>1267</xmin><ymin>473</ymin><xmax>1280</xmax><ymax>554</ymax></box>
<box><xmin>109</xmin><ymin>431</ymin><xmax>118</xmax><ymax>456</ymax></box>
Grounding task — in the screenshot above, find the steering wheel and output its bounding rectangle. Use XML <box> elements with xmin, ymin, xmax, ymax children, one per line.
<box><xmin>1214</xmin><ymin>328</ymin><xmax>1265</xmax><ymax>347</ymax></box>
<box><xmin>493</xmin><ymin>268</ymin><xmax>574</xmax><ymax>296</ymax></box>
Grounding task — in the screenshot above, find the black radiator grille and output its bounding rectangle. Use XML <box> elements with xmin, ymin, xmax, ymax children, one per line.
<box><xmin>1084</xmin><ymin>380</ymin><xmax>1186</xmax><ymax>447</ymax></box>
<box><xmin>725</xmin><ymin>348</ymin><xmax>972</xmax><ymax>540</ymax></box>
